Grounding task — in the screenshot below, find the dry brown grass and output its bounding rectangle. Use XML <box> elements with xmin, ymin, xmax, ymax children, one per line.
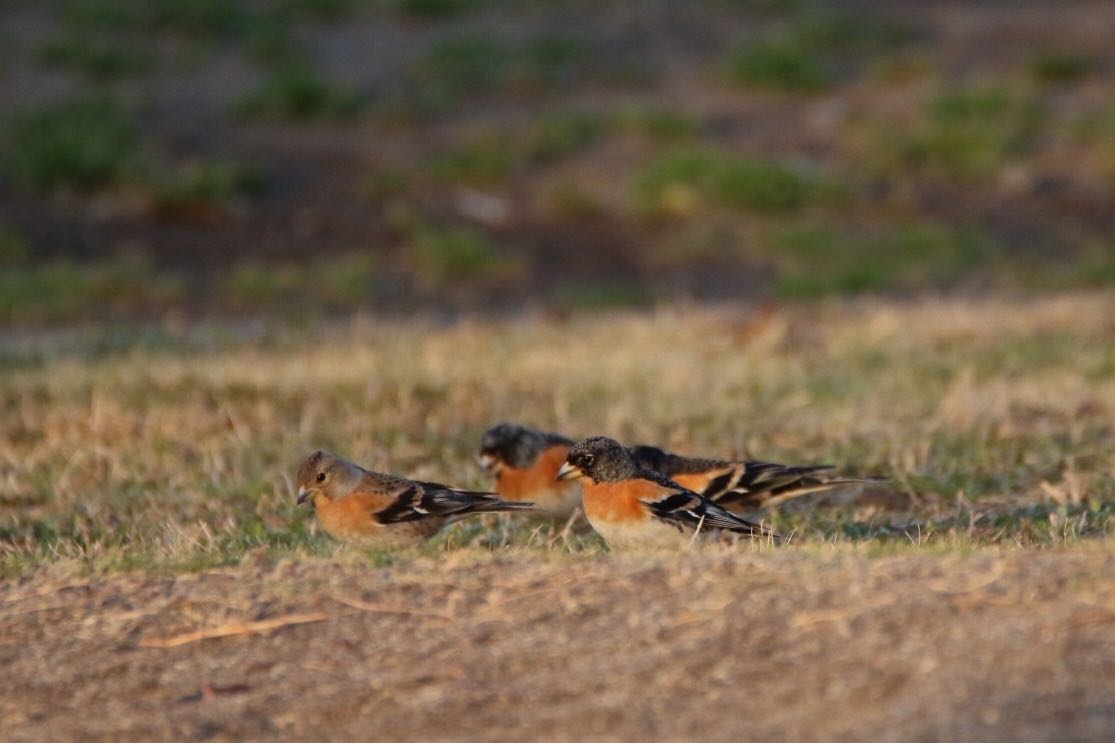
<box><xmin>3</xmin><ymin>291</ymin><xmax>1115</xmax><ymax>738</ymax></box>
<box><xmin>3</xmin><ymin>291</ymin><xmax>1115</xmax><ymax>573</ymax></box>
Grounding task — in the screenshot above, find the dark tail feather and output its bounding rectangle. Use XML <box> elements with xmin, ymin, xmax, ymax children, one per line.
<box><xmin>714</xmin><ymin>474</ymin><xmax>877</xmax><ymax>510</ymax></box>
<box><xmin>467</xmin><ymin>494</ymin><xmax>536</xmax><ymax>514</ymax></box>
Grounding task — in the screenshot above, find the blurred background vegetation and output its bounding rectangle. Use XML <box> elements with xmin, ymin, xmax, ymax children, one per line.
<box><xmin>1</xmin><ymin>0</ymin><xmax>1114</xmax><ymax>325</ymax></box>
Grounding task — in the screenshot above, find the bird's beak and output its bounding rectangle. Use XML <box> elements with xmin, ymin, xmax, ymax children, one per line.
<box><xmin>477</xmin><ymin>453</ymin><xmax>499</xmax><ymax>472</ymax></box>
<box><xmin>296</xmin><ymin>487</ymin><xmax>310</xmax><ymax>506</ymax></box>
<box><xmin>555</xmin><ymin>461</ymin><xmax>583</xmax><ymax>481</ymax></box>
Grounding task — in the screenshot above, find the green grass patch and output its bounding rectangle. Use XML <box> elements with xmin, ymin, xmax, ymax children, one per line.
<box><xmin>790</xmin><ymin>12</ymin><xmax>914</xmax><ymax>53</ymax></box>
<box><xmin>236</xmin><ymin>66</ymin><xmax>366</xmax><ymax>121</ymax></box>
<box><xmin>726</xmin><ymin>11</ymin><xmax>914</xmax><ymax>92</ymax></box>
<box><xmin>546</xmin><ymin>182</ymin><xmax>606</xmax><ymax>219</ymax></box>
<box><xmin>427</xmin><ymin>136</ymin><xmax>515</xmax><ymax>185</ymax></box>
<box><xmin>1014</xmin><ymin>243</ymin><xmax>1115</xmax><ymax>291</ymax></box>
<box><xmin>615</xmin><ymin>106</ymin><xmax>697</xmax><ymax>143</ymax></box>
<box><xmin>635</xmin><ymin>148</ymin><xmax>821</xmax><ymax>216</ymax></box>
<box><xmin>727</xmin><ymin>35</ymin><xmax>831</xmax><ymax>92</ymax></box>
<box><xmin>221</xmin><ymin>252</ymin><xmax>378</xmax><ymax>309</ymax></box>
<box><xmin>527</xmin><ymin>111</ymin><xmax>607</xmax><ymax>163</ymax></box>
<box><xmin>410</xmin><ymin>226</ymin><xmax>521</xmax><ymax>289</ymax></box>
<box><xmin>1028</xmin><ymin>52</ymin><xmax>1095</xmax><ymax>84</ymax></box>
<box><xmin>0</xmin><ymin>225</ymin><xmax>31</xmax><ymax>267</ymax></box>
<box><xmin>719</xmin><ymin>0</ymin><xmax>802</xmax><ymax>11</ymax></box>
<box><xmin>3</xmin><ymin>97</ymin><xmax>139</xmax><ymax>193</ymax></box>
<box><xmin>38</xmin><ymin>34</ymin><xmax>153</xmax><ymax>79</ymax></box>
<box><xmin>408</xmin><ymin>34</ymin><xmax>589</xmax><ymax>109</ymax></box>
<box><xmin>872</xmin><ymin>84</ymin><xmax>1044</xmax><ymax>183</ymax></box>
<box><xmin>765</xmin><ymin>222</ymin><xmax>997</xmax><ymax>298</ymax></box>
<box><xmin>552</xmin><ymin>280</ymin><xmax>654</xmax><ymax>311</ymax></box>
<box><xmin>147</xmin><ymin>160</ymin><xmax>268</xmax><ymax>216</ymax></box>
<box><xmin>243</xmin><ymin>16</ymin><xmax>307</xmax><ymax>67</ymax></box>
<box><xmin>391</xmin><ymin>0</ymin><xmax>486</xmax><ymax>17</ymax></box>
<box><xmin>279</xmin><ymin>0</ymin><xmax>355</xmax><ymax>21</ymax></box>
<box><xmin>62</xmin><ymin>0</ymin><xmax>249</xmax><ymax>36</ymax></box>
<box><xmin>0</xmin><ymin>253</ymin><xmax>188</xmax><ymax>324</ymax></box>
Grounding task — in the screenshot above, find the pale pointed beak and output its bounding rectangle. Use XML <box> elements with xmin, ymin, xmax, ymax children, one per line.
<box><xmin>296</xmin><ymin>487</ymin><xmax>310</xmax><ymax>505</ymax></box>
<box><xmin>555</xmin><ymin>461</ymin><xmax>584</xmax><ymax>481</ymax></box>
<box><xmin>477</xmin><ymin>453</ymin><xmax>499</xmax><ymax>472</ymax></box>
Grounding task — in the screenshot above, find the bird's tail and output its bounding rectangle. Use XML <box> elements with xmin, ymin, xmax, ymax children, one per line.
<box><xmin>466</xmin><ymin>494</ymin><xmax>537</xmax><ymax>514</ymax></box>
<box><xmin>713</xmin><ymin>464</ymin><xmax>878</xmax><ymax>510</ymax></box>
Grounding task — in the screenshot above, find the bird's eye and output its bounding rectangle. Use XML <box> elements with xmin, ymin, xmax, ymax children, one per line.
<box><xmin>316</xmin><ymin>472</ymin><xmax>326</xmax><ymax>483</ymax></box>
<box><xmin>583</xmin><ymin>454</ymin><xmax>594</xmax><ymax>466</ymax></box>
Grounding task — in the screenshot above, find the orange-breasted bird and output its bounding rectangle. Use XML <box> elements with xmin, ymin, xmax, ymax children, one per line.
<box><xmin>478</xmin><ymin>423</ymin><xmax>581</xmax><ymax>516</ymax></box>
<box><xmin>626</xmin><ymin>444</ymin><xmax>866</xmax><ymax>510</ymax></box>
<box><xmin>296</xmin><ymin>450</ymin><xmax>534</xmax><ymax>547</ymax></box>
<box><xmin>555</xmin><ymin>436</ymin><xmax>780</xmax><ymax>549</ymax></box>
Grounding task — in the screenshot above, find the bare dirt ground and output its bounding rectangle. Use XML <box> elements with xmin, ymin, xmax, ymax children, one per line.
<box><xmin>3</xmin><ymin>546</ymin><xmax>1115</xmax><ymax>742</ymax></box>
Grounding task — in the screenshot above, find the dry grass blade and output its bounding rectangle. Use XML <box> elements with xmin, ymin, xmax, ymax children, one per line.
<box><xmin>137</xmin><ymin>611</ymin><xmax>334</xmax><ymax>648</ymax></box>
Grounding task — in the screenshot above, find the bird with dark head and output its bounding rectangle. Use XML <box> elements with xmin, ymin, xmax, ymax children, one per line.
<box><xmin>556</xmin><ymin>437</ymin><xmax>780</xmax><ymax>550</ymax></box>
<box><xmin>296</xmin><ymin>450</ymin><xmax>534</xmax><ymax>547</ymax></box>
<box><xmin>477</xmin><ymin>422</ymin><xmax>580</xmax><ymax>516</ymax></box>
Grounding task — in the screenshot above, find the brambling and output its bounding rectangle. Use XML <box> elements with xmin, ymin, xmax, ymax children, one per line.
<box><xmin>296</xmin><ymin>450</ymin><xmax>534</xmax><ymax>547</ymax></box>
<box><xmin>627</xmin><ymin>445</ymin><xmax>865</xmax><ymax>510</ymax></box>
<box><xmin>555</xmin><ymin>436</ymin><xmax>780</xmax><ymax>550</ymax></box>
<box><xmin>477</xmin><ymin>423</ymin><xmax>581</xmax><ymax>516</ymax></box>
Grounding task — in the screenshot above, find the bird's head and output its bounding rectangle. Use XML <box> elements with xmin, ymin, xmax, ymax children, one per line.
<box><xmin>477</xmin><ymin>422</ymin><xmax>548</xmax><ymax>473</ymax></box>
<box><xmin>556</xmin><ymin>436</ymin><xmax>638</xmax><ymax>484</ymax></box>
<box><xmin>295</xmin><ymin>450</ymin><xmax>355</xmax><ymax>508</ymax></box>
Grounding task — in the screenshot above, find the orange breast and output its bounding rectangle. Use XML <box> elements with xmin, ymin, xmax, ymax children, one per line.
<box><xmin>314</xmin><ymin>493</ymin><xmax>442</xmax><ymax>545</ymax></box>
<box><xmin>582</xmin><ymin>479</ymin><xmax>660</xmax><ymax>524</ymax></box>
<box><xmin>315</xmin><ymin>494</ymin><xmax>382</xmax><ymax>539</ymax></box>
<box><xmin>497</xmin><ymin>444</ymin><xmax>571</xmax><ymax>502</ymax></box>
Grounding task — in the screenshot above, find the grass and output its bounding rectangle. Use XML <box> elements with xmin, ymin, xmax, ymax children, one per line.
<box><xmin>0</xmin><ymin>250</ymin><xmax>384</xmax><ymax>324</ymax></box>
<box><xmin>61</xmin><ymin>0</ymin><xmax>249</xmax><ymax>36</ymax></box>
<box><xmin>615</xmin><ymin>106</ymin><xmax>697</xmax><ymax>143</ymax></box>
<box><xmin>408</xmin><ymin>34</ymin><xmax>589</xmax><ymax>110</ymax></box>
<box><xmin>236</xmin><ymin>66</ymin><xmax>366</xmax><ymax>121</ymax></box>
<box><xmin>147</xmin><ymin>160</ymin><xmax>267</xmax><ymax>217</ymax></box>
<box><xmin>726</xmin><ymin>11</ymin><xmax>913</xmax><ymax>92</ymax></box>
<box><xmin>3</xmin><ymin>292</ymin><xmax>1115</xmax><ymax>577</ymax></box>
<box><xmin>552</xmin><ymin>280</ymin><xmax>654</xmax><ymax>311</ymax></box>
<box><xmin>3</xmin><ymin>97</ymin><xmax>138</xmax><ymax>192</ymax></box>
<box><xmin>2</xmin><ymin>97</ymin><xmax>270</xmax><ymax>206</ymax></box>
<box><xmin>38</xmin><ymin>34</ymin><xmax>153</xmax><ymax>79</ymax></box>
<box><xmin>0</xmin><ymin>254</ymin><xmax>188</xmax><ymax>324</ymax></box>
<box><xmin>1028</xmin><ymin>51</ymin><xmax>1095</xmax><ymax>84</ymax></box>
<box><xmin>765</xmin><ymin>222</ymin><xmax>998</xmax><ymax>298</ymax></box>
<box><xmin>727</xmin><ymin>34</ymin><xmax>831</xmax><ymax>92</ymax></box>
<box><xmin>427</xmin><ymin>135</ymin><xmax>515</xmax><ymax>184</ymax></box>
<box><xmin>390</xmin><ymin>0</ymin><xmax>486</xmax><ymax>17</ymax></box>
<box><xmin>870</xmin><ymin>84</ymin><xmax>1044</xmax><ymax>183</ymax></box>
<box><xmin>635</xmin><ymin>148</ymin><xmax>821</xmax><ymax>217</ymax></box>
<box><xmin>0</xmin><ymin>225</ymin><xmax>31</xmax><ymax>267</ymax></box>
<box><xmin>410</xmin><ymin>225</ymin><xmax>521</xmax><ymax>289</ymax></box>
<box><xmin>527</xmin><ymin>111</ymin><xmax>607</xmax><ymax>163</ymax></box>
<box><xmin>220</xmin><ymin>252</ymin><xmax>377</xmax><ymax>309</ymax></box>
